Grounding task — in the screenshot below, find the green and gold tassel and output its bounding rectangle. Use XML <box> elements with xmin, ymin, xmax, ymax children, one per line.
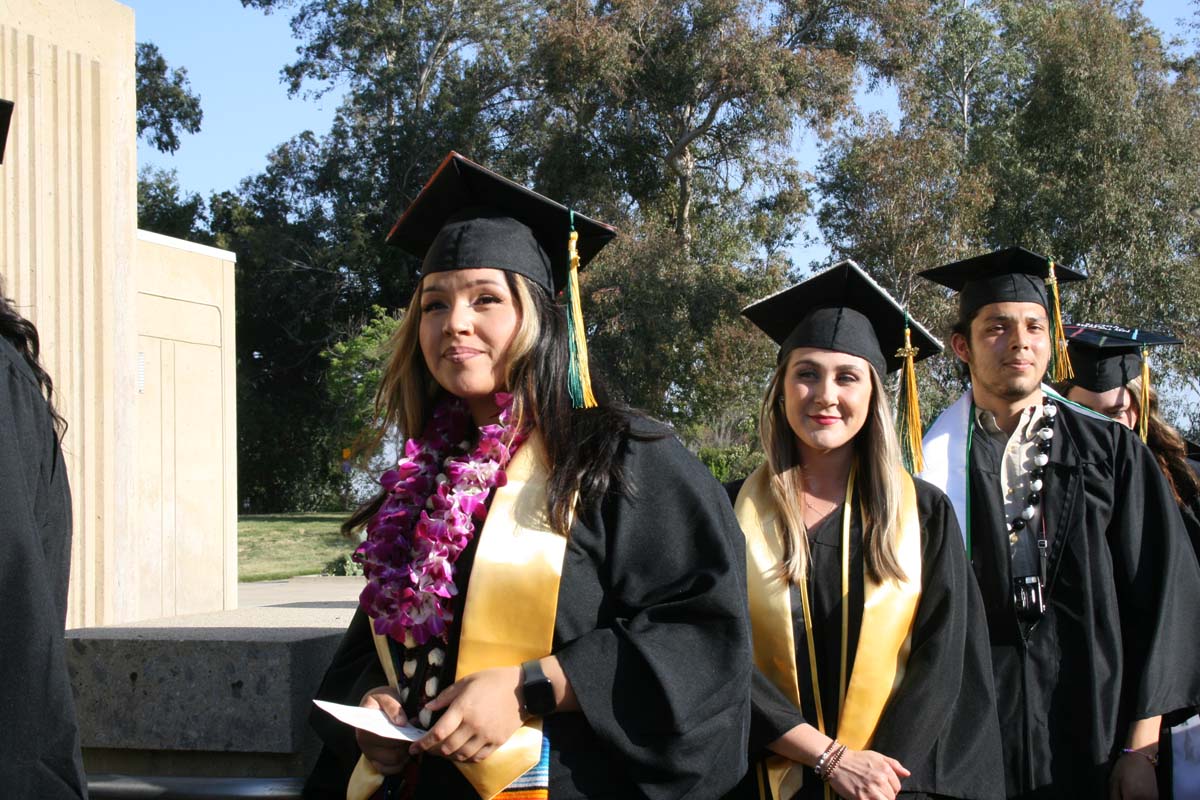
<box><xmin>1138</xmin><ymin>345</ymin><xmax>1151</xmax><ymax>443</ymax></box>
<box><xmin>566</xmin><ymin>214</ymin><xmax>597</xmax><ymax>409</ymax></box>
<box><xmin>1045</xmin><ymin>260</ymin><xmax>1074</xmax><ymax>382</ymax></box>
<box><xmin>896</xmin><ymin>316</ymin><xmax>925</xmax><ymax>474</ymax></box>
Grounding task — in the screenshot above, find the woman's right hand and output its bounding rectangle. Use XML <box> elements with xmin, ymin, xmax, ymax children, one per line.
<box><xmin>357</xmin><ymin>686</ymin><xmax>410</xmax><ymax>775</ymax></box>
<box><xmin>827</xmin><ymin>748</ymin><xmax>910</xmax><ymax>800</ymax></box>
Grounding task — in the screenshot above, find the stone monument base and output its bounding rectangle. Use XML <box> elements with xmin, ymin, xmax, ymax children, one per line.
<box><xmin>66</xmin><ymin>578</ymin><xmax>362</xmax><ymax>796</ymax></box>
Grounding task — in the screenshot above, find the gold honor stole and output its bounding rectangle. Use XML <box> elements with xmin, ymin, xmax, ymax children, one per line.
<box><xmin>348</xmin><ymin>431</ymin><xmax>567</xmax><ymax>800</ymax></box>
<box><xmin>734</xmin><ymin>464</ymin><xmax>923</xmax><ymax>800</ymax></box>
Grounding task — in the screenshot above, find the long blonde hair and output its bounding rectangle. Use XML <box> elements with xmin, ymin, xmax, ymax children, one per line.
<box><xmin>759</xmin><ymin>356</ymin><xmax>907</xmax><ymax>585</ymax></box>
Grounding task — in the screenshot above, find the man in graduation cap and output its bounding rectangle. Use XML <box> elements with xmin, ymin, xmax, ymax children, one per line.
<box><xmin>918</xmin><ymin>247</ymin><xmax>1200</xmax><ymax>799</ymax></box>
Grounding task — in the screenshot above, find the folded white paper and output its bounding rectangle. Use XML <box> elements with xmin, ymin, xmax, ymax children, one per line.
<box><xmin>313</xmin><ymin>699</ymin><xmax>428</xmax><ymax>741</ymax></box>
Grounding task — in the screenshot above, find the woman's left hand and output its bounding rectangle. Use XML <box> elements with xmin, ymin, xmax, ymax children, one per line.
<box><xmin>409</xmin><ymin>665</ymin><xmax>524</xmax><ymax>763</ymax></box>
<box><xmin>1109</xmin><ymin>752</ymin><xmax>1158</xmax><ymax>800</ymax></box>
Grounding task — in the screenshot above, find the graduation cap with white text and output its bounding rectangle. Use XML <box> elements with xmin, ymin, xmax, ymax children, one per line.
<box><xmin>1064</xmin><ymin>322</ymin><xmax>1182</xmax><ymax>442</ymax></box>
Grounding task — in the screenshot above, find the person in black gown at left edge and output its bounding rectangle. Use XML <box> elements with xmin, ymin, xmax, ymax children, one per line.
<box><xmin>724</xmin><ymin>261</ymin><xmax>1004</xmax><ymax>800</ymax></box>
<box><xmin>303</xmin><ymin>152</ymin><xmax>752</xmax><ymax>800</ymax></box>
<box><xmin>0</xmin><ymin>98</ymin><xmax>88</xmax><ymax>800</ymax></box>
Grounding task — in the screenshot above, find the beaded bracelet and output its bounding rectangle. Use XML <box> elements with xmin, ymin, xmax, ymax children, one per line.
<box><xmin>1120</xmin><ymin>748</ymin><xmax>1160</xmax><ymax>767</ymax></box>
<box><xmin>822</xmin><ymin>744</ymin><xmax>849</xmax><ymax>781</ymax></box>
<box><xmin>814</xmin><ymin>740</ymin><xmax>840</xmax><ymax>778</ymax></box>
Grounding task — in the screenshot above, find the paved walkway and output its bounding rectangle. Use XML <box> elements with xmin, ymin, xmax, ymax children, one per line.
<box><xmin>238</xmin><ymin>575</ymin><xmax>363</xmax><ymax>609</ymax></box>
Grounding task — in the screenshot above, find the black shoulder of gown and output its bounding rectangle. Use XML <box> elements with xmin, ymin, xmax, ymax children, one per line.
<box><xmin>0</xmin><ymin>339</ymin><xmax>86</xmax><ymax>799</ymax></box>
<box><xmin>552</xmin><ymin>418</ymin><xmax>753</xmax><ymax>799</ymax></box>
<box><xmin>724</xmin><ymin>478</ymin><xmax>747</xmax><ymax>507</ymax></box>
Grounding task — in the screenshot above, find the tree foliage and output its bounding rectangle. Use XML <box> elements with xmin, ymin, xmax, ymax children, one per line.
<box><xmin>137</xmin><ymin>166</ymin><xmax>208</xmax><ymax>239</ymax></box>
<box><xmin>196</xmin><ymin>0</ymin><xmax>1200</xmax><ymax>508</ymax></box>
<box><xmin>817</xmin><ymin>0</ymin><xmax>1200</xmax><ymax>425</ymax></box>
<box><xmin>220</xmin><ymin>0</ymin><xmax>932</xmax><ymax>507</ymax></box>
<box><xmin>135</xmin><ymin>42</ymin><xmax>204</xmax><ymax>154</ymax></box>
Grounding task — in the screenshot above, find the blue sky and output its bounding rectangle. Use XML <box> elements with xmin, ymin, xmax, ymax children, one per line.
<box><xmin>129</xmin><ymin>0</ymin><xmax>1194</xmax><ymax>268</ymax></box>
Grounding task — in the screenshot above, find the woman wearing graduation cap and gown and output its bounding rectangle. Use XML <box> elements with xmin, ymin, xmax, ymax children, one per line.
<box><xmin>724</xmin><ymin>261</ymin><xmax>1004</xmax><ymax>800</ymax></box>
<box><xmin>302</xmin><ymin>153</ymin><xmax>752</xmax><ymax>800</ymax></box>
<box><xmin>918</xmin><ymin>248</ymin><xmax>1200</xmax><ymax>799</ymax></box>
<box><xmin>1059</xmin><ymin>323</ymin><xmax>1200</xmax><ymax>555</ymax></box>
<box><xmin>1059</xmin><ymin>323</ymin><xmax>1200</xmax><ymax>799</ymax></box>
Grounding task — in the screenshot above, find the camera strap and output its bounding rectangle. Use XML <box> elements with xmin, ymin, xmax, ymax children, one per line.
<box><xmin>1037</xmin><ymin>517</ymin><xmax>1049</xmax><ymax>588</ymax></box>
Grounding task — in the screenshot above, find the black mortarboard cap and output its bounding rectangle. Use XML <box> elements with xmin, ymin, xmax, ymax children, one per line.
<box><xmin>0</xmin><ymin>99</ymin><xmax>13</xmax><ymax>165</ymax></box>
<box><xmin>919</xmin><ymin>246</ymin><xmax>1086</xmax><ymax>318</ymax></box>
<box><xmin>742</xmin><ymin>260</ymin><xmax>941</xmax><ymax>376</ymax></box>
<box><xmin>1064</xmin><ymin>323</ymin><xmax>1182</xmax><ymax>393</ymax></box>
<box><xmin>386</xmin><ymin>151</ymin><xmax>616</xmax><ymax>295</ymax></box>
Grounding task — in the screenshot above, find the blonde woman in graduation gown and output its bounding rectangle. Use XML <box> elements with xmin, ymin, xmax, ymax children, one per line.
<box><xmin>725</xmin><ymin>262</ymin><xmax>1003</xmax><ymax>800</ymax></box>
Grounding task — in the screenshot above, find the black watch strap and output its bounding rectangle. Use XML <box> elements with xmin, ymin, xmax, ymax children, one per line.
<box><xmin>520</xmin><ymin>659</ymin><xmax>556</xmax><ymax>716</ymax></box>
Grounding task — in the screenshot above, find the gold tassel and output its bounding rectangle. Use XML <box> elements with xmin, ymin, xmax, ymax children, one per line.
<box><xmin>1046</xmin><ymin>260</ymin><xmax>1074</xmax><ymax>382</ymax></box>
<box><xmin>896</xmin><ymin>322</ymin><xmax>924</xmax><ymax>474</ymax></box>
<box><xmin>1138</xmin><ymin>345</ymin><xmax>1150</xmax><ymax>443</ymax></box>
<box><xmin>566</xmin><ymin>229</ymin><xmax>597</xmax><ymax>409</ymax></box>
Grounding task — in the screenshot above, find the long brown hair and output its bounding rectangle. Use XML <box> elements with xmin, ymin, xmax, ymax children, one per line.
<box><xmin>0</xmin><ymin>282</ymin><xmax>66</xmax><ymax>437</ymax></box>
<box><xmin>758</xmin><ymin>354</ymin><xmax>907</xmax><ymax>585</ymax></box>
<box><xmin>1128</xmin><ymin>376</ymin><xmax>1200</xmax><ymax>507</ymax></box>
<box><xmin>344</xmin><ymin>269</ymin><xmax>641</xmax><ymax>537</ymax></box>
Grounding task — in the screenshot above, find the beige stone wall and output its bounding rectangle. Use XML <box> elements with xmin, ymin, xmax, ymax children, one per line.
<box><xmin>1</xmin><ymin>0</ymin><xmax>138</xmax><ymax>628</ymax></box>
<box><xmin>1</xmin><ymin>0</ymin><xmax>239</xmax><ymax>625</ymax></box>
<box><xmin>134</xmin><ymin>230</ymin><xmax>238</xmax><ymax>617</ymax></box>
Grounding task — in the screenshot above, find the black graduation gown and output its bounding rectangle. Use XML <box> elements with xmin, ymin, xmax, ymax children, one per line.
<box><xmin>968</xmin><ymin>400</ymin><xmax>1200</xmax><ymax>799</ymax></box>
<box><xmin>722</xmin><ymin>478</ymin><xmax>1004</xmax><ymax>800</ymax></box>
<box><xmin>1157</xmin><ymin>459</ymin><xmax>1200</xmax><ymax>798</ymax></box>
<box><xmin>1178</xmin><ymin>459</ymin><xmax>1200</xmax><ymax>560</ymax></box>
<box><xmin>0</xmin><ymin>338</ymin><xmax>87</xmax><ymax>798</ymax></box>
<box><xmin>304</xmin><ymin>418</ymin><xmax>753</xmax><ymax>800</ymax></box>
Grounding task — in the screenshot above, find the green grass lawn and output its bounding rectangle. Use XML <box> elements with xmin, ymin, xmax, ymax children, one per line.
<box><xmin>238</xmin><ymin>512</ymin><xmax>358</xmax><ymax>582</ymax></box>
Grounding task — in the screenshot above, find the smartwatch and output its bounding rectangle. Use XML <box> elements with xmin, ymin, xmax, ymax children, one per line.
<box><xmin>520</xmin><ymin>659</ymin><xmax>556</xmax><ymax>716</ymax></box>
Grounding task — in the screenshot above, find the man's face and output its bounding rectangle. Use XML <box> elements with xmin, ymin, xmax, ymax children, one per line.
<box><xmin>951</xmin><ymin>301</ymin><xmax>1050</xmax><ymax>403</ymax></box>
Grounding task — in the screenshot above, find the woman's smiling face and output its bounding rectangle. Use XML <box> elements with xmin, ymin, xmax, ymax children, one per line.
<box><xmin>418</xmin><ymin>268</ymin><xmax>520</xmax><ymax>424</ymax></box>
<box><xmin>782</xmin><ymin>347</ymin><xmax>873</xmax><ymax>456</ymax></box>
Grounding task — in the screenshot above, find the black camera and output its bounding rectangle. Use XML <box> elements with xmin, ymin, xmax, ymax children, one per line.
<box><xmin>1013</xmin><ymin>575</ymin><xmax>1045</xmax><ymax>621</ymax></box>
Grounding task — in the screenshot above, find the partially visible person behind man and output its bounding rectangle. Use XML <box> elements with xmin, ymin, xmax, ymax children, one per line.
<box><xmin>1059</xmin><ymin>322</ymin><xmax>1200</xmax><ymax>799</ymax></box>
<box><xmin>918</xmin><ymin>247</ymin><xmax>1200</xmax><ymax>800</ymax></box>
<box><xmin>1059</xmin><ymin>322</ymin><xmax>1200</xmax><ymax>554</ymax></box>
<box><xmin>1</xmin><ymin>97</ymin><xmax>88</xmax><ymax>798</ymax></box>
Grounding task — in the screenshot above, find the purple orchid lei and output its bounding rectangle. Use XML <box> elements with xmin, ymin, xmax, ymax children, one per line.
<box><xmin>354</xmin><ymin>392</ymin><xmax>524</xmax><ymax>645</ymax></box>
